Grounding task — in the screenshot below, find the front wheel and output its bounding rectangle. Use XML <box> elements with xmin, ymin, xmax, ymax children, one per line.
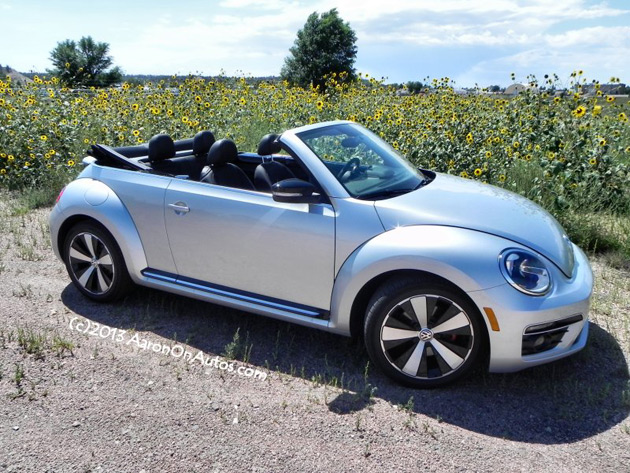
<box><xmin>364</xmin><ymin>278</ymin><xmax>485</xmax><ymax>388</ymax></box>
<box><xmin>63</xmin><ymin>222</ymin><xmax>133</xmax><ymax>302</ymax></box>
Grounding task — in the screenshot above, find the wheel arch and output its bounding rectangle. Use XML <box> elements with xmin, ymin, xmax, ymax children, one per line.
<box><xmin>347</xmin><ymin>269</ymin><xmax>486</xmax><ymax>340</ymax></box>
<box><xmin>51</xmin><ymin>178</ymin><xmax>148</xmax><ymax>283</ymax></box>
<box><xmin>57</xmin><ymin>214</ymin><xmax>101</xmax><ymax>260</ymax></box>
<box><xmin>328</xmin><ymin>225</ymin><xmax>511</xmax><ymax>340</ymax></box>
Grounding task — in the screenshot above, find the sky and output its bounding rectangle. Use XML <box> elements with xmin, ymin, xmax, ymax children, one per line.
<box><xmin>1</xmin><ymin>0</ymin><xmax>629</xmax><ymax>87</ymax></box>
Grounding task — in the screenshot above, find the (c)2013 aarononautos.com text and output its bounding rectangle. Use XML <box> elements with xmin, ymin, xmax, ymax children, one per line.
<box><xmin>68</xmin><ymin>317</ymin><xmax>268</xmax><ymax>381</ymax></box>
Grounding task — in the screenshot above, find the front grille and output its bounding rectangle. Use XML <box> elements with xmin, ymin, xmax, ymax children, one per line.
<box><xmin>522</xmin><ymin>314</ymin><xmax>583</xmax><ymax>356</ymax></box>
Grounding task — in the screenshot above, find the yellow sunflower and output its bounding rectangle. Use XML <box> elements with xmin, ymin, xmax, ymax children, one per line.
<box><xmin>573</xmin><ymin>106</ymin><xmax>586</xmax><ymax>118</ymax></box>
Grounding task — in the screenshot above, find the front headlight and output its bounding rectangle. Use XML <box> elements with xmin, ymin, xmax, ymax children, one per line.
<box><xmin>499</xmin><ymin>249</ymin><xmax>552</xmax><ymax>296</ymax></box>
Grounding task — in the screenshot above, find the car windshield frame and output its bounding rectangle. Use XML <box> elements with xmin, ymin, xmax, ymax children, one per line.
<box><xmin>295</xmin><ymin>123</ymin><xmax>426</xmax><ymax>200</ymax></box>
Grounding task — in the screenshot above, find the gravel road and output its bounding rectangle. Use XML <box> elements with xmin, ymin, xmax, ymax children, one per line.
<box><xmin>1</xmin><ymin>205</ymin><xmax>629</xmax><ymax>472</ymax></box>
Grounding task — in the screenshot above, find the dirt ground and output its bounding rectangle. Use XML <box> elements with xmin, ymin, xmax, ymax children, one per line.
<box><xmin>0</xmin><ymin>204</ymin><xmax>629</xmax><ymax>472</ymax></box>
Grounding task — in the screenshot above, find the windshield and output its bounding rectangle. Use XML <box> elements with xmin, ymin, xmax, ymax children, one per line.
<box><xmin>296</xmin><ymin>123</ymin><xmax>426</xmax><ymax>200</ymax></box>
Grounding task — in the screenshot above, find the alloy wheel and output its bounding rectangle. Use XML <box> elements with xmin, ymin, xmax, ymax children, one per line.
<box><xmin>68</xmin><ymin>232</ymin><xmax>115</xmax><ymax>295</ymax></box>
<box><xmin>379</xmin><ymin>294</ymin><xmax>475</xmax><ymax>380</ymax></box>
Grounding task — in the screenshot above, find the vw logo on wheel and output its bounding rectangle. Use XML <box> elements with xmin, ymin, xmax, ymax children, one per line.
<box><xmin>418</xmin><ymin>328</ymin><xmax>434</xmax><ymax>341</ymax></box>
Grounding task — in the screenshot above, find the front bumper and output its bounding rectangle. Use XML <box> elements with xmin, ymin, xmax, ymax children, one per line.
<box><xmin>468</xmin><ymin>243</ymin><xmax>593</xmax><ymax>373</ymax></box>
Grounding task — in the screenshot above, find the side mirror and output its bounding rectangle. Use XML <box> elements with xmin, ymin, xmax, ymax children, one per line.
<box><xmin>272</xmin><ymin>178</ymin><xmax>321</xmax><ymax>204</ymax></box>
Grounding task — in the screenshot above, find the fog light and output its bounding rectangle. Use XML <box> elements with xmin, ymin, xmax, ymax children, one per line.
<box><xmin>522</xmin><ymin>314</ymin><xmax>583</xmax><ymax>356</ymax></box>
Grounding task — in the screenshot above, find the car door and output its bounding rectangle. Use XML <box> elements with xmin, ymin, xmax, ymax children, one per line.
<box><xmin>163</xmin><ymin>179</ymin><xmax>335</xmax><ymax>311</ymax></box>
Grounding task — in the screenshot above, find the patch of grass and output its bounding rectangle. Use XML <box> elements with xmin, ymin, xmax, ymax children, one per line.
<box><xmin>404</xmin><ymin>414</ymin><xmax>417</xmax><ymax>431</ymax></box>
<box><xmin>16</xmin><ymin>241</ymin><xmax>41</xmax><ymax>262</ymax></box>
<box><xmin>590</xmin><ymin>258</ymin><xmax>630</xmax><ymax>354</ymax></box>
<box><xmin>400</xmin><ymin>395</ymin><xmax>415</xmax><ymax>412</ymax></box>
<box><xmin>12</xmin><ymin>283</ymin><xmax>33</xmax><ymax>298</ymax></box>
<box><xmin>272</xmin><ymin>329</ymin><xmax>282</xmax><ymax>361</ymax></box>
<box><xmin>354</xmin><ymin>413</ymin><xmax>364</xmax><ymax>431</ymax></box>
<box><xmin>399</xmin><ymin>395</ymin><xmax>417</xmax><ymax>430</ymax></box>
<box><xmin>10</xmin><ymin>168</ymin><xmax>74</xmax><ymax>216</ymax></box>
<box><xmin>16</xmin><ymin>325</ymin><xmax>47</xmax><ymax>359</ymax></box>
<box><xmin>363</xmin><ymin>441</ymin><xmax>371</xmax><ymax>458</ymax></box>
<box><xmin>242</xmin><ymin>331</ymin><xmax>253</xmax><ymax>364</ymax></box>
<box><xmin>223</xmin><ymin>327</ymin><xmax>242</xmax><ymax>360</ymax></box>
<box><xmin>13</xmin><ymin>362</ymin><xmax>24</xmax><ymax>388</ymax></box>
<box><xmin>222</xmin><ymin>327</ymin><xmax>253</xmax><ymax>362</ymax></box>
<box><xmin>601</xmin><ymin>250</ymin><xmax>630</xmax><ymax>271</ymax></box>
<box><xmin>51</xmin><ymin>335</ymin><xmax>75</xmax><ymax>357</ymax></box>
<box><xmin>422</xmin><ymin>419</ymin><xmax>439</xmax><ymax>440</ymax></box>
<box><xmin>560</xmin><ymin>212</ymin><xmax>630</xmax><ymax>261</ymax></box>
<box><xmin>356</xmin><ymin>361</ymin><xmax>377</xmax><ymax>403</ymax></box>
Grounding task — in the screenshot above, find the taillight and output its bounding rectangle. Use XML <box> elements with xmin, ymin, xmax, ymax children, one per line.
<box><xmin>55</xmin><ymin>186</ymin><xmax>66</xmax><ymax>204</ymax></box>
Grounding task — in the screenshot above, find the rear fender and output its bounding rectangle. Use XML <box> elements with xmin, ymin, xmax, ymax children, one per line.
<box><xmin>50</xmin><ymin>178</ymin><xmax>148</xmax><ymax>283</ymax></box>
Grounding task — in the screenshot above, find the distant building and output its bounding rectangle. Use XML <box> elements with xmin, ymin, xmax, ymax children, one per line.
<box><xmin>454</xmin><ymin>88</ymin><xmax>471</xmax><ymax>96</ymax></box>
<box><xmin>582</xmin><ymin>83</ymin><xmax>627</xmax><ymax>96</ymax></box>
<box><xmin>505</xmin><ymin>83</ymin><xmax>539</xmax><ymax>95</ymax></box>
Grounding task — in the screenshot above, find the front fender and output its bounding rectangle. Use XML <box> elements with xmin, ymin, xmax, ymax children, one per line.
<box><xmin>328</xmin><ymin>225</ymin><xmax>514</xmax><ymax>335</ymax></box>
<box><xmin>49</xmin><ymin>178</ymin><xmax>148</xmax><ymax>283</ymax></box>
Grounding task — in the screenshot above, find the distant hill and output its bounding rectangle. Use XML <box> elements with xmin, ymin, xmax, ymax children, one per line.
<box><xmin>18</xmin><ymin>72</ymin><xmax>281</xmax><ymax>87</ymax></box>
<box><xmin>121</xmin><ymin>74</ymin><xmax>281</xmax><ymax>86</ymax></box>
<box><xmin>0</xmin><ymin>65</ymin><xmax>32</xmax><ymax>84</ymax></box>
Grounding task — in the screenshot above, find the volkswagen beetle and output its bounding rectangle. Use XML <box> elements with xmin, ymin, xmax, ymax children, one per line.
<box><xmin>49</xmin><ymin>120</ymin><xmax>593</xmax><ymax>387</ymax></box>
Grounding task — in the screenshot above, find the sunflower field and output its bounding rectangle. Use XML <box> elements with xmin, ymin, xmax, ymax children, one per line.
<box><xmin>1</xmin><ymin>72</ymin><xmax>629</xmax><ymax>254</ymax></box>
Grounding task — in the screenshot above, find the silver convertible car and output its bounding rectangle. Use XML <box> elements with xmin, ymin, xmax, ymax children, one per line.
<box><xmin>50</xmin><ymin>120</ymin><xmax>593</xmax><ymax>387</ymax></box>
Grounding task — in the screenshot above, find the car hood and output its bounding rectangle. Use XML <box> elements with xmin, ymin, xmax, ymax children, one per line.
<box><xmin>373</xmin><ymin>173</ymin><xmax>575</xmax><ymax>277</ymax></box>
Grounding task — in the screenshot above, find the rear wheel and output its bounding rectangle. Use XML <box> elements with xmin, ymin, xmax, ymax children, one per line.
<box><xmin>364</xmin><ymin>277</ymin><xmax>485</xmax><ymax>388</ymax></box>
<box><xmin>63</xmin><ymin>222</ymin><xmax>132</xmax><ymax>302</ymax></box>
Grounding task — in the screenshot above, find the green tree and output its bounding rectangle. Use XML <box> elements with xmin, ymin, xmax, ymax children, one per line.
<box><xmin>281</xmin><ymin>9</ymin><xmax>357</xmax><ymax>90</ymax></box>
<box><xmin>406</xmin><ymin>81</ymin><xmax>425</xmax><ymax>94</ymax></box>
<box><xmin>48</xmin><ymin>36</ymin><xmax>122</xmax><ymax>87</ymax></box>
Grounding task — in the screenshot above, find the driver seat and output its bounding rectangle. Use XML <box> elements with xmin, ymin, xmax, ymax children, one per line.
<box><xmin>254</xmin><ymin>134</ymin><xmax>296</xmax><ymax>192</ymax></box>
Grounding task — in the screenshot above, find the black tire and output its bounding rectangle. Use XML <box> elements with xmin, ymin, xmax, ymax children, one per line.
<box><xmin>364</xmin><ymin>277</ymin><xmax>485</xmax><ymax>388</ymax></box>
<box><xmin>63</xmin><ymin>222</ymin><xmax>133</xmax><ymax>302</ymax></box>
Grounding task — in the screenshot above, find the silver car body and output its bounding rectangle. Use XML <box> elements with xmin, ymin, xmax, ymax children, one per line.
<box><xmin>50</xmin><ymin>120</ymin><xmax>593</xmax><ymax>373</ymax></box>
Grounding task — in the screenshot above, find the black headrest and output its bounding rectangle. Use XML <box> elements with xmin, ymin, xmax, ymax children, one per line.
<box><xmin>193</xmin><ymin>130</ymin><xmax>215</xmax><ymax>156</ymax></box>
<box><xmin>148</xmin><ymin>134</ymin><xmax>175</xmax><ymax>162</ymax></box>
<box><xmin>257</xmin><ymin>133</ymin><xmax>281</xmax><ymax>156</ymax></box>
<box><xmin>207</xmin><ymin>139</ymin><xmax>238</xmax><ymax>167</ymax></box>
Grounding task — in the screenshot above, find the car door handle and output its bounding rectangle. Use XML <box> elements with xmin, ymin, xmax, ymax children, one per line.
<box><xmin>168</xmin><ymin>202</ymin><xmax>190</xmax><ymax>214</ymax></box>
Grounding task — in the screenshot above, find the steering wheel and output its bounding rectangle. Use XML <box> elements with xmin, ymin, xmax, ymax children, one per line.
<box><xmin>337</xmin><ymin>157</ymin><xmax>361</xmax><ymax>182</ymax></box>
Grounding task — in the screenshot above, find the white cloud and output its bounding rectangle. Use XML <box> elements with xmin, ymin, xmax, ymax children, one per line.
<box><xmin>545</xmin><ymin>25</ymin><xmax>630</xmax><ymax>48</ymax></box>
<box><xmin>343</xmin><ymin>0</ymin><xmax>629</xmax><ymax>85</ymax></box>
<box><xmin>218</xmin><ymin>0</ymin><xmax>293</xmax><ymax>9</ymax></box>
<box><xmin>111</xmin><ymin>7</ymin><xmax>313</xmax><ymax>75</ymax></box>
<box><xmin>333</xmin><ymin>0</ymin><xmax>625</xmax><ymax>22</ymax></box>
<box><xmin>357</xmin><ymin>22</ymin><xmax>534</xmax><ymax>47</ymax></box>
<box><xmin>349</xmin><ymin>0</ymin><xmax>628</xmax><ymax>47</ymax></box>
<box><xmin>455</xmin><ymin>41</ymin><xmax>629</xmax><ymax>86</ymax></box>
